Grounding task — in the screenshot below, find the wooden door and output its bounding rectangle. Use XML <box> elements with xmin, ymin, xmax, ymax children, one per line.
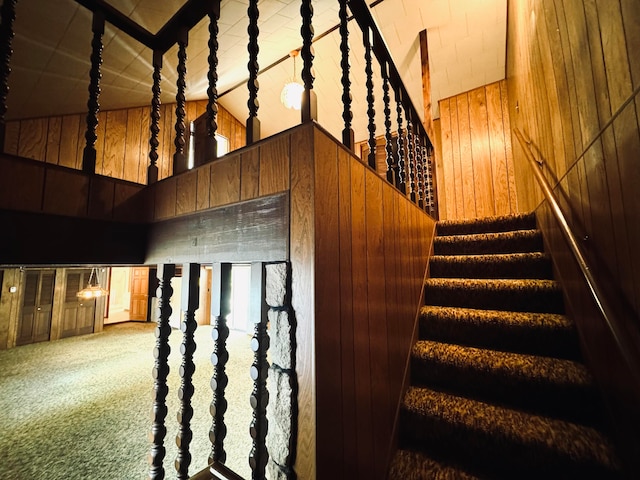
<box><xmin>129</xmin><ymin>267</ymin><xmax>149</xmax><ymax>321</ymax></box>
<box><xmin>17</xmin><ymin>270</ymin><xmax>55</xmax><ymax>346</ymax></box>
<box><xmin>61</xmin><ymin>269</ymin><xmax>95</xmax><ymax>339</ymax></box>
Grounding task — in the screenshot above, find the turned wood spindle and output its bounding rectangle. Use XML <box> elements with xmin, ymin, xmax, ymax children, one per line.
<box><xmin>148</xmin><ymin>264</ymin><xmax>175</xmax><ymax>480</ymax></box>
<box><xmin>173</xmin><ymin>28</ymin><xmax>188</xmax><ymax>175</ymax></box>
<box><xmin>82</xmin><ymin>12</ymin><xmax>105</xmax><ymax>175</ymax></box>
<box><xmin>175</xmin><ymin>263</ymin><xmax>200</xmax><ymax>479</ymax></box>
<box><xmin>395</xmin><ymin>88</ymin><xmax>406</xmax><ymax>192</ymax></box>
<box><xmin>381</xmin><ymin>60</ymin><xmax>394</xmax><ymax>184</ymax></box>
<box><xmin>405</xmin><ymin>108</ymin><xmax>416</xmax><ymax>202</ymax></box>
<box><xmin>208</xmin><ymin>263</ymin><xmax>232</xmax><ymax>465</ymax></box>
<box><xmin>339</xmin><ymin>0</ymin><xmax>353</xmax><ymax>149</ymax></box>
<box><xmin>205</xmin><ymin>2</ymin><xmax>221</xmax><ymax>163</ymax></box>
<box><xmin>246</xmin><ymin>0</ymin><xmax>260</xmax><ymax>145</ymax></box>
<box><xmin>300</xmin><ymin>0</ymin><xmax>317</xmax><ymax>122</ymax></box>
<box><xmin>148</xmin><ymin>50</ymin><xmax>162</xmax><ymax>185</ymax></box>
<box><xmin>364</xmin><ymin>27</ymin><xmax>376</xmax><ymax>170</ymax></box>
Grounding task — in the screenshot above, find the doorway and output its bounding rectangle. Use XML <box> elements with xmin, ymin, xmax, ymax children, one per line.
<box><xmin>17</xmin><ymin>269</ymin><xmax>55</xmax><ymax>346</ymax></box>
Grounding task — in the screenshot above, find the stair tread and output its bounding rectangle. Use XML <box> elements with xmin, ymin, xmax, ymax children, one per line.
<box><xmin>437</xmin><ymin>212</ymin><xmax>536</xmax><ymax>236</ymax></box>
<box><xmin>420</xmin><ymin>305</ymin><xmax>573</xmax><ymax>331</ymax></box>
<box><xmin>389</xmin><ymin>448</ymin><xmax>483</xmax><ymax>480</ymax></box>
<box><xmin>433</xmin><ymin>230</ymin><xmax>543</xmax><ymax>255</ymax></box>
<box><xmin>430</xmin><ymin>252</ymin><xmax>552</xmax><ymax>279</ymax></box>
<box><xmin>425</xmin><ymin>277</ymin><xmax>561</xmax><ymax>290</ymax></box>
<box><xmin>402</xmin><ymin>386</ymin><xmax>619</xmax><ymax>470</ymax></box>
<box><xmin>431</xmin><ymin>252</ymin><xmax>549</xmax><ymax>262</ymax></box>
<box><xmin>434</xmin><ymin>229</ymin><xmax>541</xmax><ymax>243</ymax></box>
<box><xmin>412</xmin><ymin>340</ymin><xmax>594</xmax><ymax>388</ymax></box>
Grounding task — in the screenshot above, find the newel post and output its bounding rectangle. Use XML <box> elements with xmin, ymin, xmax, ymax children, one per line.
<box><xmin>246</xmin><ymin>0</ymin><xmax>260</xmax><ymax>145</ymax></box>
<box><xmin>205</xmin><ymin>1</ymin><xmax>221</xmax><ymax>163</ymax></box>
<box><xmin>82</xmin><ymin>11</ymin><xmax>105</xmax><ymax>174</ymax></box>
<box><xmin>0</xmin><ymin>0</ymin><xmax>17</xmax><ymax>152</ymax></box>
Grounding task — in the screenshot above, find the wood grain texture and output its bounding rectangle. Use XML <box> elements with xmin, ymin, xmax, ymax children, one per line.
<box><xmin>0</xmin><ymin>156</ymin><xmax>44</xmax><ymax>211</ymax></box>
<box><xmin>42</xmin><ymin>168</ymin><xmax>88</xmax><ymax>217</ymax></box>
<box><xmin>176</xmin><ymin>169</ymin><xmax>197</xmax><ymax>216</ymax></box>
<box><xmin>124</xmin><ymin>107</ymin><xmax>143</xmax><ymax>182</ymax></box>
<box><xmin>103</xmin><ymin>109</ymin><xmax>127</xmax><ymax>179</ymax></box>
<box><xmin>59</xmin><ymin>115</ymin><xmax>81</xmax><ymax>169</ymax></box>
<box><xmin>288</xmin><ymin>125</ymin><xmax>316</xmax><ymax>480</ymax></box>
<box><xmin>240</xmin><ymin>147</ymin><xmax>260</xmax><ymax>200</ymax></box>
<box><xmin>259</xmin><ymin>134</ymin><xmax>290</xmax><ymax>196</ymax></box>
<box><xmin>508</xmin><ymin>0</ymin><xmax>640</xmax><ymax>470</ymax></box>
<box><xmin>18</xmin><ymin>118</ymin><xmax>47</xmax><ymax>161</ymax></box>
<box><xmin>438</xmin><ymin>81</ymin><xmax>517</xmax><ymax>220</ymax></box>
<box><xmin>313</xmin><ymin>129</ymin><xmax>342</xmax><ymax>478</ymax></box>
<box><xmin>45</xmin><ymin>116</ymin><xmax>62</xmax><ymax>164</ymax></box>
<box><xmin>196</xmin><ymin>163</ymin><xmax>211</xmax><ymax>211</ymax></box>
<box><xmin>210</xmin><ymin>155</ymin><xmax>241</xmax><ymax>207</ymax></box>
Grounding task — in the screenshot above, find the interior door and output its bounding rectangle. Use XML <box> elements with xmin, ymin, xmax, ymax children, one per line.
<box><xmin>129</xmin><ymin>267</ymin><xmax>149</xmax><ymax>321</ymax></box>
<box><xmin>61</xmin><ymin>269</ymin><xmax>95</xmax><ymax>339</ymax></box>
<box><xmin>17</xmin><ymin>270</ymin><xmax>55</xmax><ymax>346</ymax></box>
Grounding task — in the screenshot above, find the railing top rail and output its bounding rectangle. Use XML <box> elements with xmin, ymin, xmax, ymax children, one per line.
<box><xmin>513</xmin><ymin>127</ymin><xmax>640</xmax><ymax>385</ymax></box>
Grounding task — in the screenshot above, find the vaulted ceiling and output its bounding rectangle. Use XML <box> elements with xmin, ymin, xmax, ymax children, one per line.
<box><xmin>7</xmin><ymin>0</ymin><xmax>506</xmax><ymax>142</ymax></box>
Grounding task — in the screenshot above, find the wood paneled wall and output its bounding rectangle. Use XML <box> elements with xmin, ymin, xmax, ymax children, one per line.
<box><xmin>291</xmin><ymin>126</ymin><xmax>435</xmax><ymax>478</ymax></box>
<box><xmin>3</xmin><ymin>100</ymin><xmax>245</xmax><ymax>184</ymax></box>
<box><xmin>438</xmin><ymin>80</ymin><xmax>518</xmax><ymax>220</ymax></box>
<box><xmin>507</xmin><ymin>0</ymin><xmax>640</xmax><ymax>472</ymax></box>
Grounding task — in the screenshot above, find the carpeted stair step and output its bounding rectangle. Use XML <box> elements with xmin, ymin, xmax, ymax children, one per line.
<box><xmin>433</xmin><ymin>229</ymin><xmax>543</xmax><ymax>255</ymax></box>
<box><xmin>436</xmin><ymin>212</ymin><xmax>537</xmax><ymax>236</ymax></box>
<box><xmin>430</xmin><ymin>252</ymin><xmax>553</xmax><ymax>279</ymax></box>
<box><xmin>410</xmin><ymin>340</ymin><xmax>604</xmax><ymax>426</ymax></box>
<box><xmin>424</xmin><ymin>278</ymin><xmax>564</xmax><ymax>313</ymax></box>
<box><xmin>399</xmin><ymin>386</ymin><xmax>621</xmax><ymax>479</ymax></box>
<box><xmin>389</xmin><ymin>448</ymin><xmax>482</xmax><ymax>480</ymax></box>
<box><xmin>419</xmin><ymin>306</ymin><xmax>581</xmax><ymax>360</ymax></box>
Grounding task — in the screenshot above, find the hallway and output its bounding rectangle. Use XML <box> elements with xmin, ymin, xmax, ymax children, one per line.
<box><xmin>0</xmin><ymin>322</ymin><xmax>253</xmax><ymax>479</ymax></box>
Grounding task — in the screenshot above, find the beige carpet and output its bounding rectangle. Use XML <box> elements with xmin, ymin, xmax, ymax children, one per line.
<box><xmin>0</xmin><ymin>321</ymin><xmax>254</xmax><ymax>480</ymax></box>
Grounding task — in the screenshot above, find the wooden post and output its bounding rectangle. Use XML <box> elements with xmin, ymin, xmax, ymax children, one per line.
<box><xmin>405</xmin><ymin>108</ymin><xmax>416</xmax><ymax>203</ymax></box>
<box><xmin>175</xmin><ymin>263</ymin><xmax>200</xmax><ymax>479</ymax></box>
<box><xmin>395</xmin><ymin>88</ymin><xmax>406</xmax><ymax>192</ymax></box>
<box><xmin>248</xmin><ymin>262</ymin><xmax>269</xmax><ymax>479</ymax></box>
<box><xmin>173</xmin><ymin>28</ymin><xmax>189</xmax><ymax>175</ymax></box>
<box><xmin>246</xmin><ymin>0</ymin><xmax>260</xmax><ymax>145</ymax></box>
<box><xmin>148</xmin><ymin>50</ymin><xmax>162</xmax><ymax>185</ymax></box>
<box><xmin>208</xmin><ymin>262</ymin><xmax>232</xmax><ymax>465</ymax></box>
<box><xmin>300</xmin><ymin>0</ymin><xmax>317</xmax><ymax>123</ymax></box>
<box><xmin>82</xmin><ymin>12</ymin><xmax>105</xmax><ymax>174</ymax></box>
<box><xmin>148</xmin><ymin>264</ymin><xmax>175</xmax><ymax>480</ymax></box>
<box><xmin>381</xmin><ymin>60</ymin><xmax>394</xmax><ymax>184</ymax></box>
<box><xmin>0</xmin><ymin>0</ymin><xmax>17</xmax><ymax>152</ymax></box>
<box><xmin>205</xmin><ymin>2</ymin><xmax>221</xmax><ymax>164</ymax></box>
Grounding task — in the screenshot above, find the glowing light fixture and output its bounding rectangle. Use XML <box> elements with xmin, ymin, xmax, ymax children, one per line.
<box><xmin>77</xmin><ymin>267</ymin><xmax>108</xmax><ymax>299</ymax></box>
<box><xmin>280</xmin><ymin>50</ymin><xmax>304</xmax><ymax>110</ymax></box>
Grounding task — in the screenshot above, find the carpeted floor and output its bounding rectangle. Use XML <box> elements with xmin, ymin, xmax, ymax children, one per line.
<box><xmin>0</xmin><ymin>321</ymin><xmax>254</xmax><ymax>480</ymax></box>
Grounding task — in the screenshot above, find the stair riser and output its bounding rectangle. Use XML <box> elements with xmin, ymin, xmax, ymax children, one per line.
<box><xmin>434</xmin><ymin>234</ymin><xmax>543</xmax><ymax>255</ymax></box>
<box><xmin>430</xmin><ymin>257</ymin><xmax>552</xmax><ymax>279</ymax></box>
<box><xmin>424</xmin><ymin>284</ymin><xmax>564</xmax><ymax>314</ymax></box>
<box><xmin>410</xmin><ymin>357</ymin><xmax>604</xmax><ymax>426</ymax></box>
<box><xmin>419</xmin><ymin>316</ymin><xmax>581</xmax><ymax>360</ymax></box>
<box><xmin>399</xmin><ymin>409</ymin><xmax>616</xmax><ymax>479</ymax></box>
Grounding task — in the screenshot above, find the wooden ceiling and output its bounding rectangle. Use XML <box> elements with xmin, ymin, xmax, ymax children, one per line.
<box><xmin>7</xmin><ymin>0</ymin><xmax>506</xmax><ymax>142</ymax></box>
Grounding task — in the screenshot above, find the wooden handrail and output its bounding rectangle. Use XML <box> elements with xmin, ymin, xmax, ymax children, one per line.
<box><xmin>189</xmin><ymin>462</ymin><xmax>245</xmax><ymax>480</ymax></box>
<box><xmin>513</xmin><ymin>127</ymin><xmax>640</xmax><ymax>384</ymax></box>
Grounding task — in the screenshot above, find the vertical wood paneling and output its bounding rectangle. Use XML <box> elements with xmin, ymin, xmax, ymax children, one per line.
<box><xmin>438</xmin><ymin>81</ymin><xmax>517</xmax><ymax>220</ymax></box>
<box><xmin>4</xmin><ymin>121</ymin><xmax>19</xmax><ymax>155</ymax></box>
<box><xmin>176</xmin><ymin>170</ymin><xmax>197</xmax><ymax>216</ymax></box>
<box><xmin>240</xmin><ymin>148</ymin><xmax>260</xmax><ymax>200</ymax></box>
<box><xmin>103</xmin><ymin>109</ymin><xmax>127</xmax><ymax>179</ymax></box>
<box><xmin>508</xmin><ymin>1</ymin><xmax>640</xmax><ymax>468</ymax></box>
<box><xmin>259</xmin><ymin>135</ymin><xmax>290</xmax><ymax>196</ymax></box>
<box><xmin>289</xmin><ymin>125</ymin><xmax>315</xmax><ymax>480</ymax></box>
<box><xmin>94</xmin><ymin>111</ymin><xmax>107</xmax><ymax>175</ymax></box>
<box><xmin>196</xmin><ymin>163</ymin><xmax>211</xmax><ymax>211</ymax></box>
<box><xmin>349</xmin><ymin>154</ymin><xmax>374</xmax><ymax>478</ymax></box>
<box><xmin>58</xmin><ymin>115</ymin><xmax>81</xmax><ymax>169</ymax></box>
<box><xmin>124</xmin><ymin>107</ymin><xmax>143</xmax><ymax>182</ymax></box>
<box><xmin>210</xmin><ymin>155</ymin><xmax>240</xmax><ymax>207</ymax></box>
<box><xmin>313</xmin><ymin>130</ymin><xmax>342</xmax><ymax>478</ymax></box>
<box><xmin>139</xmin><ymin>106</ymin><xmax>151</xmax><ymax>184</ymax></box>
<box><xmin>18</xmin><ymin>118</ymin><xmax>47</xmax><ymax>161</ymax></box>
<box><xmin>45</xmin><ymin>117</ymin><xmax>62</xmax><ymax>164</ymax></box>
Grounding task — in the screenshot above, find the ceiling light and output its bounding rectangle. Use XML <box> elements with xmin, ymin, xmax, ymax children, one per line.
<box><xmin>77</xmin><ymin>267</ymin><xmax>108</xmax><ymax>299</ymax></box>
<box><xmin>281</xmin><ymin>50</ymin><xmax>304</xmax><ymax>110</ymax></box>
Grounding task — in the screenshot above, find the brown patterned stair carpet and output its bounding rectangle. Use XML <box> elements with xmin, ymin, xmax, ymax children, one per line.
<box><xmin>390</xmin><ymin>212</ymin><xmax>621</xmax><ymax>479</ymax></box>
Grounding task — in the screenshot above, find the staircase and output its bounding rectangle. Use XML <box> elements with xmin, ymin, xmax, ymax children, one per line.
<box><xmin>389</xmin><ymin>213</ymin><xmax>621</xmax><ymax>479</ymax></box>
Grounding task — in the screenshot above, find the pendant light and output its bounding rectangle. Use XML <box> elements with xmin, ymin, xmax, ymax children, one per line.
<box><xmin>77</xmin><ymin>267</ymin><xmax>108</xmax><ymax>299</ymax></box>
<box><xmin>280</xmin><ymin>50</ymin><xmax>304</xmax><ymax>110</ymax></box>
